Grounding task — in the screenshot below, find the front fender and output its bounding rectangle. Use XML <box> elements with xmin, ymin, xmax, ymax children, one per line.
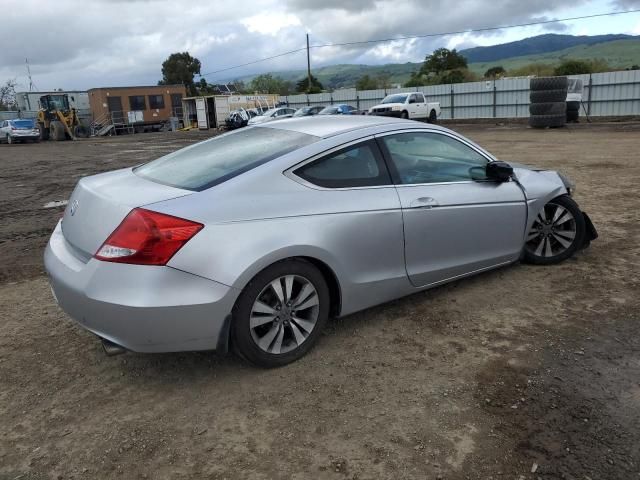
<box><xmin>513</xmin><ymin>168</ymin><xmax>569</xmax><ymax>236</ymax></box>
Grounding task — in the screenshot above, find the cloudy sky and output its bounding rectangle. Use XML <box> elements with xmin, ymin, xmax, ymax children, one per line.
<box><xmin>2</xmin><ymin>0</ymin><xmax>639</xmax><ymax>91</ymax></box>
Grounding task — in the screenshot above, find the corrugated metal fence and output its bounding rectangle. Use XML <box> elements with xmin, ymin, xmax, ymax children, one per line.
<box><xmin>282</xmin><ymin>70</ymin><xmax>640</xmax><ymax>119</ymax></box>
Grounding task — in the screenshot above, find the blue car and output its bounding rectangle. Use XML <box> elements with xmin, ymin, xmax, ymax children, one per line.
<box><xmin>318</xmin><ymin>104</ymin><xmax>358</xmax><ymax>115</ymax></box>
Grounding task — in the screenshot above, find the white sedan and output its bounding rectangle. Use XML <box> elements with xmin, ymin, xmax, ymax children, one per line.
<box><xmin>248</xmin><ymin>107</ymin><xmax>297</xmax><ymax>125</ymax></box>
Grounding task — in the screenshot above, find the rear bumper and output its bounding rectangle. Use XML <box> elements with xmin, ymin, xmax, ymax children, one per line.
<box><xmin>44</xmin><ymin>221</ymin><xmax>239</xmax><ymax>353</ymax></box>
<box><xmin>10</xmin><ymin>132</ymin><xmax>39</xmax><ymax>139</ymax></box>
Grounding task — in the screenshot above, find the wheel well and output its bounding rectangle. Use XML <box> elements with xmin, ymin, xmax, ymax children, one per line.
<box><xmin>298</xmin><ymin>256</ymin><xmax>342</xmax><ymax>317</ymax></box>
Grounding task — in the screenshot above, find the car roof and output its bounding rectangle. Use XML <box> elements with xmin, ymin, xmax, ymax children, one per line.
<box><xmin>258</xmin><ymin>115</ymin><xmax>446</xmax><ymax>138</ymax></box>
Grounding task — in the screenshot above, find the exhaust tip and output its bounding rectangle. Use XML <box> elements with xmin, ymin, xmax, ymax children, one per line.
<box><xmin>101</xmin><ymin>338</ymin><xmax>127</xmax><ymax>356</ymax></box>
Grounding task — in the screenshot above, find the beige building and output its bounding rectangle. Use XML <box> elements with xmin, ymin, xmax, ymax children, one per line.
<box><xmin>88</xmin><ymin>85</ymin><xmax>187</xmax><ymax>127</ymax></box>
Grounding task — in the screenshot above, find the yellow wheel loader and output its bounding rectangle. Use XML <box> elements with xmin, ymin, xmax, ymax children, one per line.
<box><xmin>37</xmin><ymin>94</ymin><xmax>90</xmax><ymax>141</ymax></box>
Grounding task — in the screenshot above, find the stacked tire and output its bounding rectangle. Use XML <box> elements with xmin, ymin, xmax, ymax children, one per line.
<box><xmin>529</xmin><ymin>76</ymin><xmax>568</xmax><ymax>129</ymax></box>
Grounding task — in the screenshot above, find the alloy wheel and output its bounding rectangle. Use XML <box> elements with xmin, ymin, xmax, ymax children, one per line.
<box><xmin>249</xmin><ymin>275</ymin><xmax>320</xmax><ymax>354</ymax></box>
<box><xmin>525</xmin><ymin>201</ymin><xmax>577</xmax><ymax>258</ymax></box>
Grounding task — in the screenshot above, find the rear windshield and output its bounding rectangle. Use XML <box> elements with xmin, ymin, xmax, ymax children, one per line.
<box><xmin>134</xmin><ymin>127</ymin><xmax>318</xmax><ymax>191</ymax></box>
<box><xmin>11</xmin><ymin>120</ymin><xmax>35</xmax><ymax>129</ymax></box>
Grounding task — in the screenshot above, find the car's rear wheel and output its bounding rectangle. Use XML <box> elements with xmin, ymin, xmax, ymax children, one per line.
<box><xmin>428</xmin><ymin>109</ymin><xmax>437</xmax><ymax>123</ymax></box>
<box><xmin>232</xmin><ymin>259</ymin><xmax>329</xmax><ymax>367</ymax></box>
<box><xmin>523</xmin><ymin>195</ymin><xmax>586</xmax><ymax>265</ymax></box>
<box><xmin>6</xmin><ymin>134</ymin><xmax>12</xmax><ymax>144</ymax></box>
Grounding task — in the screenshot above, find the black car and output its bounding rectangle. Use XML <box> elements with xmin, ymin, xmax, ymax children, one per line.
<box><xmin>293</xmin><ymin>106</ymin><xmax>324</xmax><ymax>117</ymax></box>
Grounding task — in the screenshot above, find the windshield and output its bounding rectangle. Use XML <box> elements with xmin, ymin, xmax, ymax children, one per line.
<box><xmin>293</xmin><ymin>108</ymin><xmax>310</xmax><ymax>117</ymax></box>
<box><xmin>135</xmin><ymin>127</ymin><xmax>319</xmax><ymax>191</ymax></box>
<box><xmin>318</xmin><ymin>106</ymin><xmax>339</xmax><ymax>115</ymax></box>
<box><xmin>261</xmin><ymin>108</ymin><xmax>278</xmax><ymax>117</ymax></box>
<box><xmin>10</xmin><ymin>120</ymin><xmax>35</xmax><ymax>129</ymax></box>
<box><xmin>382</xmin><ymin>94</ymin><xmax>408</xmax><ymax>104</ymax></box>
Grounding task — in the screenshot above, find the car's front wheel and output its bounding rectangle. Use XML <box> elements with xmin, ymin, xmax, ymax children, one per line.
<box><xmin>232</xmin><ymin>259</ymin><xmax>330</xmax><ymax>367</ymax></box>
<box><xmin>523</xmin><ymin>195</ymin><xmax>586</xmax><ymax>265</ymax></box>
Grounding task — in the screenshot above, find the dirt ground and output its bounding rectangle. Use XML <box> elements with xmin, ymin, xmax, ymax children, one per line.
<box><xmin>1</xmin><ymin>124</ymin><xmax>639</xmax><ymax>480</ymax></box>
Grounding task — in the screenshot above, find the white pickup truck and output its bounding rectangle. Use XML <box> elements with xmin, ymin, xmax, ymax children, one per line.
<box><xmin>369</xmin><ymin>92</ymin><xmax>441</xmax><ymax>123</ymax></box>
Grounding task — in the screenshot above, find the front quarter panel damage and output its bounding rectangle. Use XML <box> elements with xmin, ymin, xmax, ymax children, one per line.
<box><xmin>512</xmin><ymin>168</ymin><xmax>569</xmax><ymax>237</ymax></box>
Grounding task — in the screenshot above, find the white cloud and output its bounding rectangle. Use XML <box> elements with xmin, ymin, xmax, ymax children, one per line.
<box><xmin>242</xmin><ymin>13</ymin><xmax>302</xmax><ymax>35</ymax></box>
<box><xmin>0</xmin><ymin>0</ymin><xmax>614</xmax><ymax>90</ymax></box>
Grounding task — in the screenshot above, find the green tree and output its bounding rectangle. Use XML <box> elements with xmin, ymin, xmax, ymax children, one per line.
<box><xmin>416</xmin><ymin>48</ymin><xmax>470</xmax><ymax>85</ymax></box>
<box><xmin>250</xmin><ymin>74</ymin><xmax>292</xmax><ymax>95</ymax></box>
<box><xmin>508</xmin><ymin>63</ymin><xmax>555</xmax><ymax>77</ymax></box>
<box><xmin>420</xmin><ymin>48</ymin><xmax>467</xmax><ymax>76</ymax></box>
<box><xmin>159</xmin><ymin>52</ymin><xmax>201</xmax><ymax>96</ymax></box>
<box><xmin>554</xmin><ymin>59</ymin><xmax>594</xmax><ymax>76</ymax></box>
<box><xmin>484</xmin><ymin>66</ymin><xmax>506</xmax><ymax>79</ymax></box>
<box><xmin>232</xmin><ymin>79</ymin><xmax>248</xmax><ymax>93</ymax></box>
<box><xmin>0</xmin><ymin>79</ymin><xmax>17</xmax><ymax>111</ymax></box>
<box><xmin>296</xmin><ymin>74</ymin><xmax>323</xmax><ymax>93</ymax></box>
<box><xmin>403</xmin><ymin>72</ymin><xmax>426</xmax><ymax>87</ymax></box>
<box><xmin>355</xmin><ymin>74</ymin><xmax>378</xmax><ymax>90</ymax></box>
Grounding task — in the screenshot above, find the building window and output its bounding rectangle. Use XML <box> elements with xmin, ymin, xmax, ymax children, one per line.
<box><xmin>148</xmin><ymin>94</ymin><xmax>165</xmax><ymax>109</ymax></box>
<box><xmin>129</xmin><ymin>95</ymin><xmax>146</xmax><ymax>111</ymax></box>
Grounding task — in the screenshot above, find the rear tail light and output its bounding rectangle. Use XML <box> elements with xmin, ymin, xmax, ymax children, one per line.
<box><xmin>95</xmin><ymin>208</ymin><xmax>203</xmax><ymax>265</ymax></box>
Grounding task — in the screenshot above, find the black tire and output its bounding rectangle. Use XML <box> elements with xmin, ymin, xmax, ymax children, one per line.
<box><xmin>530</xmin><ymin>76</ymin><xmax>568</xmax><ymax>91</ymax></box>
<box><xmin>50</xmin><ymin>121</ymin><xmax>66</xmax><ymax>141</ymax></box>
<box><xmin>400</xmin><ymin>111</ymin><xmax>409</xmax><ymax>120</ymax></box>
<box><xmin>427</xmin><ymin>109</ymin><xmax>437</xmax><ymax>123</ymax></box>
<box><xmin>530</xmin><ymin>89</ymin><xmax>568</xmax><ymax>103</ymax></box>
<box><xmin>529</xmin><ymin>114</ymin><xmax>566</xmax><ymax>128</ymax></box>
<box><xmin>523</xmin><ymin>195</ymin><xmax>586</xmax><ymax>265</ymax></box>
<box><xmin>232</xmin><ymin>259</ymin><xmax>330</xmax><ymax>368</ymax></box>
<box><xmin>566</xmin><ymin>110</ymin><xmax>579</xmax><ymax>122</ymax></box>
<box><xmin>38</xmin><ymin>122</ymin><xmax>49</xmax><ymax>141</ymax></box>
<box><xmin>566</xmin><ymin>101</ymin><xmax>580</xmax><ymax>112</ymax></box>
<box><xmin>529</xmin><ymin>102</ymin><xmax>566</xmax><ymax>116</ymax></box>
<box><xmin>74</xmin><ymin>123</ymin><xmax>90</xmax><ymax>138</ymax></box>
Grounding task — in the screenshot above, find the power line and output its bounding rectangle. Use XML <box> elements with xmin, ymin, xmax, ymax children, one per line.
<box><xmin>199</xmin><ymin>8</ymin><xmax>640</xmax><ymax>79</ymax></box>
<box><xmin>199</xmin><ymin>47</ymin><xmax>307</xmax><ymax>77</ymax></box>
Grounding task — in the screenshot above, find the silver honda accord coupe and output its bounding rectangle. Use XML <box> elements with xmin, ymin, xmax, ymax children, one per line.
<box><xmin>45</xmin><ymin>116</ymin><xmax>597</xmax><ymax>367</ymax></box>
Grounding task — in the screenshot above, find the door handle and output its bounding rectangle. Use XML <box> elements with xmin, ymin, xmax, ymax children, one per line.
<box><xmin>409</xmin><ymin>197</ymin><xmax>439</xmax><ymax>209</ymax></box>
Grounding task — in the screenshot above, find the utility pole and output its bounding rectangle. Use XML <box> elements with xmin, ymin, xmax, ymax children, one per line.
<box><xmin>25</xmin><ymin>58</ymin><xmax>35</xmax><ymax>92</ymax></box>
<box><xmin>306</xmin><ymin>33</ymin><xmax>312</xmax><ymax>94</ymax></box>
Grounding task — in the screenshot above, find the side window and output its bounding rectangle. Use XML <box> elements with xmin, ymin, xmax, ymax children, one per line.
<box><xmin>381</xmin><ymin>132</ymin><xmax>489</xmax><ymax>185</ymax></box>
<box><xmin>294</xmin><ymin>140</ymin><xmax>391</xmax><ymax>188</ymax></box>
<box><xmin>416</xmin><ymin>93</ymin><xmax>425</xmax><ymax>103</ymax></box>
<box><xmin>408</xmin><ymin>94</ymin><xmax>417</xmax><ymax>104</ymax></box>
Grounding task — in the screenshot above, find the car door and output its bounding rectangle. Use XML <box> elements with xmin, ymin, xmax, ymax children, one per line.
<box><xmin>377</xmin><ymin>130</ymin><xmax>527</xmax><ymax>288</ymax></box>
<box><xmin>288</xmin><ymin>138</ymin><xmax>407</xmax><ymax>313</ymax></box>
<box><xmin>407</xmin><ymin>94</ymin><xmax>418</xmax><ymax>117</ymax></box>
<box><xmin>415</xmin><ymin>93</ymin><xmax>427</xmax><ymax>117</ymax></box>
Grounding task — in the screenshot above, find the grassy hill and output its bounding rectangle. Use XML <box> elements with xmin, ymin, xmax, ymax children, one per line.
<box><xmin>468</xmin><ymin>39</ymin><xmax>640</xmax><ymax>75</ymax></box>
<box><xmin>229</xmin><ymin>36</ymin><xmax>640</xmax><ymax>90</ymax></box>
<box><xmin>461</xmin><ymin>33</ymin><xmax>634</xmax><ymax>63</ymax></box>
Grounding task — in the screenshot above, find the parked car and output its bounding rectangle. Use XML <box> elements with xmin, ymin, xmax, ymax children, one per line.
<box><xmin>369</xmin><ymin>93</ymin><xmax>440</xmax><ymax>123</ymax></box>
<box><xmin>247</xmin><ymin>107</ymin><xmax>297</xmax><ymax>125</ymax></box>
<box><xmin>293</xmin><ymin>106</ymin><xmax>324</xmax><ymax>117</ymax></box>
<box><xmin>0</xmin><ymin>118</ymin><xmax>41</xmax><ymax>144</ymax></box>
<box><xmin>318</xmin><ymin>104</ymin><xmax>357</xmax><ymax>115</ymax></box>
<box><xmin>45</xmin><ymin>116</ymin><xmax>597</xmax><ymax>367</ymax></box>
<box><xmin>224</xmin><ymin>108</ymin><xmax>261</xmax><ymax>130</ymax></box>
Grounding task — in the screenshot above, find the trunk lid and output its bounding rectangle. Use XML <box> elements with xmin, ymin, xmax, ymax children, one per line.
<box><xmin>61</xmin><ymin>168</ymin><xmax>192</xmax><ymax>257</ymax></box>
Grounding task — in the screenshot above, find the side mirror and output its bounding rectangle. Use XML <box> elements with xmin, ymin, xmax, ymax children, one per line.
<box><xmin>486</xmin><ymin>161</ymin><xmax>513</xmax><ymax>182</ymax></box>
